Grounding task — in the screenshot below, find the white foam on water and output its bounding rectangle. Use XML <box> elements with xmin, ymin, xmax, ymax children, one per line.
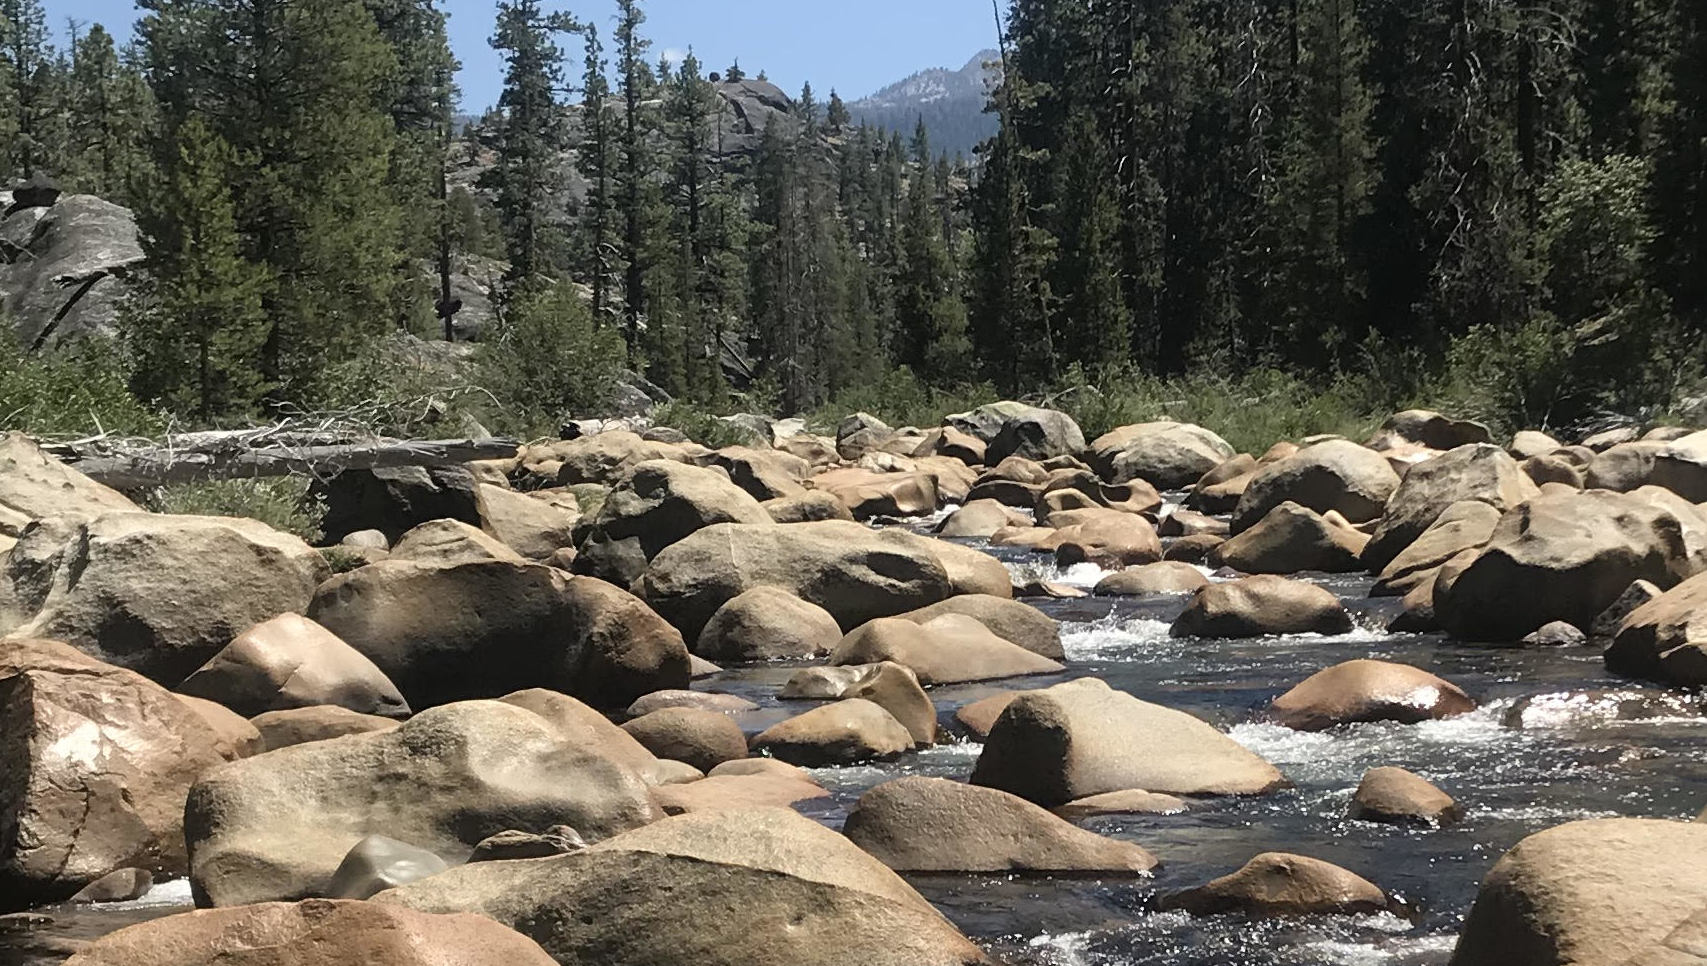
<box><xmin>101</xmin><ymin>876</ymin><xmax>194</xmax><ymax>910</ymax></box>
<box><xmin>1061</xmin><ymin>616</ymin><xmax>1177</xmax><ymax>660</ymax></box>
<box><xmin>1298</xmin><ymin>933</ymin><xmax>1456</xmax><ymax>966</ymax></box>
<box><xmin>1025</xmin><ymin>929</ymin><xmax>1097</xmax><ymax>966</ymax></box>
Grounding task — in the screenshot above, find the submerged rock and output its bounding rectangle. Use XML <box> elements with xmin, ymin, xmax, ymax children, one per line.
<box><xmin>830</xmin><ymin>615</ymin><xmax>1064</xmax><ymax>685</ymax></box>
<box><xmin>1348</xmin><ymin>767</ymin><xmax>1462</xmax><ymax>827</ymax></box>
<box><xmin>1269</xmin><ymin>659</ymin><xmax>1476</xmax><ymax>731</ymax></box>
<box><xmin>1170</xmin><ymin>575</ymin><xmax>1353</xmax><ymax>639</ymax></box>
<box><xmin>1160</xmin><ymin>853</ymin><xmax>1389</xmax><ymax>918</ymax></box>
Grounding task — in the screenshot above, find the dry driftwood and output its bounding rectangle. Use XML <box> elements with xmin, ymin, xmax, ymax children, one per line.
<box><xmin>48</xmin><ymin>433</ymin><xmax>520</xmax><ymax>490</ymax></box>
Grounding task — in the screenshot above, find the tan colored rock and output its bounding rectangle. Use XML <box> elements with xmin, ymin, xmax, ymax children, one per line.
<box><xmin>843</xmin><ymin>777</ymin><xmax>1158</xmax><ymax>875</ymax></box>
<box><xmin>1188</xmin><ymin>455</ymin><xmax>1260</xmax><ymax>513</ymax></box>
<box><xmin>177</xmin><ymin>614</ymin><xmax>409</xmax><ymax>719</ymax></box>
<box><xmin>896</xmin><ymin>595</ymin><xmax>1063</xmax><ymax>659</ymax></box>
<box><xmin>1270</xmin><ymin>659</ymin><xmax>1474</xmax><ymax>731</ymax></box>
<box><xmin>374</xmin><ymin>808</ymin><xmax>993</xmax><ymax>966</ymax></box>
<box><xmin>1606</xmin><ymin>571</ymin><xmax>1707</xmax><ymax>686</ymax></box>
<box><xmin>937</xmin><ymin>499</ymin><xmax>1026</xmax><ymax>538</ymax></box>
<box><xmin>814</xmin><ymin>468</ymin><xmax>940</xmax><ymax>520</ymax></box>
<box><xmin>1231</xmin><ymin>440</ymin><xmax>1400</xmax><ymax>533</ymax></box>
<box><xmin>175</xmin><ymin>694</ymin><xmax>264</xmax><ymax>759</ymax></box>
<box><xmin>695</xmin><ymin>585</ymin><xmax>844</xmax><ymax>662</ymax></box>
<box><xmin>391</xmin><ymin>519</ymin><xmax>524</xmax><ymax>564</ymax></box>
<box><xmin>650</xmin><ymin>773</ymin><xmax>829</xmax><ymax>815</ymax></box>
<box><xmin>1450</xmin><ymin>819</ymin><xmax>1707</xmax><ymax>966</ymax></box>
<box><xmin>1095</xmin><ymin>562</ymin><xmax>1209</xmax><ymax>597</ymax></box>
<box><xmin>1054</xmin><ymin>790</ymin><xmax>1189</xmax><ymax>819</ymax></box>
<box><xmin>625</xmin><ymin>689</ymin><xmax>757</xmax><ymax>716</ymax></box>
<box><xmin>970</xmin><ymin>678</ymin><xmax>1285</xmax><ymax>805</ymax></box>
<box><xmin>1051</xmin><ymin>513</ymin><xmax>1163</xmax><ymax>568</ymax></box>
<box><xmin>186</xmin><ymin>700</ymin><xmax>660</xmax><ymax>907</ymax></box>
<box><xmin>843</xmin><ymin>661</ymin><xmax>937</xmax><ymax>746</ymax></box>
<box><xmin>1510</xmin><ymin>430</ymin><xmax>1563</xmax><ymax>460</ymax></box>
<box><xmin>1160</xmin><ymin>853</ymin><xmax>1389</xmax><ymax>918</ymax></box>
<box><xmin>1090</xmin><ymin>422</ymin><xmax>1236</xmax><ymax>489</ymax></box>
<box><xmin>1171</xmin><ymin>575</ymin><xmax>1353</xmax><ymax>638</ymax></box>
<box><xmin>549</xmin><ymin>432</ymin><xmax>692</xmax><ymax>485</ymax></box>
<box><xmin>1523</xmin><ymin>455</ymin><xmax>1586</xmax><ymax>489</ymax></box>
<box><xmin>1159</xmin><ymin>509</ymin><xmax>1229</xmax><ymax>538</ymax></box>
<box><xmin>499</xmin><ymin>688</ymin><xmax>664</xmax><ymax>780</ymax></box>
<box><xmin>1585</xmin><ymin>440</ymin><xmax>1670</xmax><ymax>491</ymax></box>
<box><xmin>1364</xmin><ymin>444</ymin><xmax>1532</xmax><ymax>571</ymax></box>
<box><xmin>1371</xmin><ymin>501</ymin><xmax>1501</xmax><ymax>597</ymax></box>
<box><xmin>620</xmin><ymin>708</ymin><xmax>748</xmax><ymax>773</ymax></box>
<box><xmin>575</xmin><ymin>460</ymin><xmax>771</xmax><ymax>585</ymax></box>
<box><xmin>310</xmin><ymin>560</ymin><xmax>689</xmax><ymax>709</ymax></box>
<box><xmin>1213</xmin><ymin>501</ymin><xmax>1368</xmax><ymax>574</ymax></box>
<box><xmin>0</xmin><ymin>433</ymin><xmax>138</xmax><ymax>538</ymax></box>
<box><xmin>1165</xmin><ymin>533</ymin><xmax>1226</xmax><ymax>564</ymax></box>
<box><xmin>748</xmin><ymin>699</ymin><xmax>914</xmax><ymax>767</ymax></box>
<box><xmin>953</xmin><ymin>691</ymin><xmax>1022</xmax><ymax>738</ymax></box>
<box><xmin>705</xmin><ymin>447</ymin><xmax>810</xmax><ymax>501</ymax></box>
<box><xmin>3</xmin><ymin>513</ymin><xmax>329</xmax><ymax>686</ymax></box>
<box><xmin>250</xmin><ymin>705</ymin><xmax>399</xmax><ymax>751</ymax></box>
<box><xmin>476</xmin><ymin>484</ymin><xmax>579</xmax><ymax>559</ymax></box>
<box><xmin>761</xmin><ymin>491</ymin><xmax>855</xmax><ymax>523</ymax></box>
<box><xmin>1348</xmin><ymin>766</ymin><xmax>1461</xmax><ymax>827</ymax></box>
<box><xmin>831</xmin><ymin>615</ymin><xmax>1064</xmax><ymax>685</ymax></box>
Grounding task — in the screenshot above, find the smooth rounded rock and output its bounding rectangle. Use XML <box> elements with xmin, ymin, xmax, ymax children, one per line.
<box><xmin>177</xmin><ymin>614</ymin><xmax>409</xmax><ymax>719</ymax></box>
<box><xmin>620</xmin><ymin>708</ymin><xmax>748</xmax><ymax>773</ymax></box>
<box><xmin>250</xmin><ymin>705</ymin><xmax>400</xmax><ymax>751</ymax></box>
<box><xmin>830</xmin><ymin>615</ymin><xmax>1064</xmax><ymax>685</ymax></box>
<box><xmin>695</xmin><ymin>586</ymin><xmax>845</xmax><ymax>662</ymax></box>
<box><xmin>1094</xmin><ymin>562</ymin><xmax>1209</xmax><ymax>597</ymax></box>
<box><xmin>1269</xmin><ymin>660</ymin><xmax>1475</xmax><ymax>731</ymax></box>
<box><xmin>1348</xmin><ymin>767</ymin><xmax>1461</xmax><ymax>827</ymax></box>
<box><xmin>1159</xmin><ymin>853</ymin><xmax>1389</xmax><ymax>918</ymax></box>
<box><xmin>326</xmin><ymin>835</ymin><xmax>448</xmax><ymax>901</ymax></box>
<box><xmin>749</xmin><ymin>699</ymin><xmax>914</xmax><ymax>767</ymax></box>
<box><xmin>1170</xmin><ymin>576</ymin><xmax>1353</xmax><ymax>639</ymax></box>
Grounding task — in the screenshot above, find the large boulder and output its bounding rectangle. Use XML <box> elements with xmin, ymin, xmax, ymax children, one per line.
<box><xmin>705</xmin><ymin>446</ymin><xmax>809</xmax><ymax>502</ymax></box>
<box><xmin>1212</xmin><ymin>501</ymin><xmax>1369</xmax><ymax>574</ymax></box>
<box><xmin>1368</xmin><ymin>410</ymin><xmax>1492</xmax><ymax>451</ymax></box>
<box><xmin>1089</xmin><ymin>422</ymin><xmax>1236</xmax><ymax>489</ymax></box>
<box><xmin>317</xmin><ymin>466</ymin><xmax>480</xmax><ymax>546</ymax></box>
<box><xmin>842</xmin><ymin>776</ymin><xmax>1157</xmax><ymax>875</ymax></box>
<box><xmin>761</xmin><ymin>491</ymin><xmax>855</xmax><ymax>523</ymax></box>
<box><xmin>985</xmin><ymin>407</ymin><xmax>1086</xmax><ymax>465</ymax></box>
<box><xmin>813</xmin><ymin>468</ymin><xmax>940</xmax><ymax>520</ymax></box>
<box><xmin>309</xmin><ymin>560</ymin><xmax>689</xmax><ymax>709</ymax></box>
<box><xmin>0</xmin><ymin>194</ymin><xmax>143</xmax><ymax>350</ymax></box>
<box><xmin>0</xmin><ymin>433</ymin><xmax>139</xmax><ymax>539</ymax></box>
<box><xmin>61</xmin><ymin>898</ymin><xmax>558</xmax><ymax>966</ymax></box>
<box><xmin>475</xmin><ymin>484</ymin><xmax>579</xmax><ymax>560</ymax></box>
<box><xmin>636</xmin><ymin>521</ymin><xmax>954</xmax><ymax>640</ymax></box>
<box><xmin>575</xmin><ymin>460</ymin><xmax>770</xmax><ymax>585</ymax></box>
<box><xmin>374</xmin><ymin>808</ymin><xmax>993</xmax><ymax>966</ymax></box>
<box><xmin>176</xmin><ymin>614</ymin><xmax>409</xmax><ymax>719</ymax></box>
<box><xmin>1049</xmin><ymin>512</ymin><xmax>1163</xmax><ymax>568</ymax></box>
<box><xmin>619</xmin><ymin>707</ymin><xmax>748</xmax><ymax>773</ymax></box>
<box><xmin>251</xmin><ymin>705</ymin><xmax>399</xmax><ymax>751</ymax></box>
<box><xmin>1605</xmin><ymin>571</ymin><xmax>1707</xmax><ymax>686</ymax></box>
<box><xmin>694</xmin><ymin>585</ymin><xmax>843</xmax><ymax>662</ymax></box>
<box><xmin>1434</xmin><ymin>491</ymin><xmax>1699</xmax><ymax>642</ymax></box>
<box><xmin>830</xmin><ymin>615</ymin><xmax>1064</xmax><ymax>685</ymax></box>
<box><xmin>1231</xmin><ymin>440</ymin><xmax>1400</xmax><ymax>533</ymax></box>
<box><xmin>1450</xmin><ymin>819</ymin><xmax>1707</xmax><ymax>966</ymax></box>
<box><xmin>1584</xmin><ymin>440</ymin><xmax>1670</xmax><ymax>492</ymax></box>
<box><xmin>185</xmin><ymin>700</ymin><xmax>660</xmax><ymax>907</ymax></box>
<box><xmin>748</xmin><ymin>699</ymin><xmax>915</xmax><ymax>767</ymax></box>
<box><xmin>1170</xmin><ymin>575</ymin><xmax>1353</xmax><ymax>638</ymax></box>
<box><xmin>1160</xmin><ymin>853</ymin><xmax>1389</xmax><ymax>918</ymax></box>
<box><xmin>937</xmin><ymin>499</ymin><xmax>1026</xmax><ymax>538</ymax></box>
<box><xmin>895</xmin><ymin>595</ymin><xmax>1063</xmax><ymax>660</ymax></box>
<box><xmin>1650</xmin><ymin>430</ymin><xmax>1707</xmax><ymax>502</ymax></box>
<box><xmin>1363</xmin><ymin>445</ymin><xmax>1532</xmax><ymax>572</ymax></box>
<box><xmin>969</xmin><ymin>678</ymin><xmax>1285</xmax><ymax>805</ymax></box>
<box><xmin>1371</xmin><ymin>501</ymin><xmax>1502</xmax><ymax>597</ymax></box>
<box><xmin>497</xmin><ymin>688</ymin><xmax>668</xmax><ymax>781</ymax></box>
<box><xmin>390</xmin><ymin>519</ymin><xmax>523</xmax><ymax>565</ymax></box>
<box><xmin>547</xmin><ymin>432</ymin><xmax>692</xmax><ymax>486</ymax></box>
<box><xmin>1268</xmin><ymin>659</ymin><xmax>1476</xmax><ymax>731</ymax></box>
<box><xmin>0</xmin><ymin>639</ymin><xmax>229</xmax><ymax>910</ymax></box>
<box><xmin>2</xmin><ymin>513</ymin><xmax>329</xmax><ymax>686</ymax></box>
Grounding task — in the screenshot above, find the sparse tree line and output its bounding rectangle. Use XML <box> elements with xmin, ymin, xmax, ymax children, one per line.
<box><xmin>1</xmin><ymin>0</ymin><xmax>1704</xmax><ymax>433</ymax></box>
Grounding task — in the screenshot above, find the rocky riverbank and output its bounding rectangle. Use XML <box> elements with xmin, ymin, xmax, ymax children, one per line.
<box><xmin>2</xmin><ymin>405</ymin><xmax>1706</xmax><ymax>965</ymax></box>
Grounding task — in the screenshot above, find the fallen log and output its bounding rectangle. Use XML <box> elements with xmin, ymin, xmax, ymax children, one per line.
<box><xmin>52</xmin><ymin>436</ymin><xmax>521</xmax><ymax>490</ymax></box>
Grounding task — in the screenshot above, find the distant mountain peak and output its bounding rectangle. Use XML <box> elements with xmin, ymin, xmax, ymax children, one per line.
<box><xmin>849</xmin><ymin>49</ymin><xmax>1001</xmax><ymax>157</ymax></box>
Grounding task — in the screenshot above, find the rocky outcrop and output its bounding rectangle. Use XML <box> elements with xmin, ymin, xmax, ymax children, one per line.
<box><xmin>830</xmin><ymin>615</ymin><xmax>1064</xmax><ymax>685</ymax></box>
<box><xmin>1160</xmin><ymin>853</ymin><xmax>1389</xmax><ymax>918</ymax></box>
<box><xmin>694</xmin><ymin>585</ymin><xmax>844</xmax><ymax>662</ymax></box>
<box><xmin>1605</xmin><ymin>571</ymin><xmax>1707</xmax><ymax>686</ymax></box>
<box><xmin>575</xmin><ymin>460</ymin><xmax>770</xmax><ymax>585</ymax></box>
<box><xmin>176</xmin><ymin>614</ymin><xmax>409</xmax><ymax>719</ymax></box>
<box><xmin>62</xmin><ymin>898</ymin><xmax>558</xmax><ymax>966</ymax></box>
<box><xmin>1170</xmin><ymin>575</ymin><xmax>1353</xmax><ymax>638</ymax></box>
<box><xmin>1231</xmin><ymin>440</ymin><xmax>1400</xmax><ymax>533</ymax></box>
<box><xmin>374</xmin><ymin>808</ymin><xmax>993</xmax><ymax>966</ymax></box>
<box><xmin>2</xmin><ymin>513</ymin><xmax>329</xmax><ymax>686</ymax></box>
<box><xmin>0</xmin><ymin>639</ymin><xmax>229</xmax><ymax>910</ymax></box>
<box><xmin>1348</xmin><ymin>767</ymin><xmax>1461</xmax><ymax>827</ymax></box>
<box><xmin>1269</xmin><ymin>659</ymin><xmax>1476</xmax><ymax>731</ymax></box>
<box><xmin>842</xmin><ymin>777</ymin><xmax>1158</xmax><ymax>875</ymax></box>
<box><xmin>185</xmin><ymin>700</ymin><xmax>660</xmax><ymax>907</ymax></box>
<box><xmin>1450</xmin><ymin>818</ymin><xmax>1707</xmax><ymax>966</ymax></box>
<box><xmin>970</xmin><ymin>678</ymin><xmax>1285</xmax><ymax>805</ymax></box>
<box><xmin>0</xmin><ymin>194</ymin><xmax>143</xmax><ymax>351</ymax></box>
<box><xmin>309</xmin><ymin>560</ymin><xmax>689</xmax><ymax>709</ymax></box>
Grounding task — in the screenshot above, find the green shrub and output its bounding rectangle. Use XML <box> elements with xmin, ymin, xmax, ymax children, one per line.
<box><xmin>143</xmin><ymin>477</ymin><xmax>326</xmax><ymax>543</ymax></box>
<box><xmin>0</xmin><ymin>338</ymin><xmax>163</xmax><ymax>437</ymax></box>
<box><xmin>475</xmin><ymin>282</ymin><xmax>626</xmax><ymax>438</ymax></box>
<box><xmin>649</xmin><ymin>400</ymin><xmax>763</xmax><ymax>449</ymax></box>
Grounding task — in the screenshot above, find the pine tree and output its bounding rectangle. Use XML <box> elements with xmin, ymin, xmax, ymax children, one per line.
<box><xmin>894</xmin><ymin>120</ymin><xmax>970</xmax><ymax>381</ymax></box>
<box><xmin>0</xmin><ymin>0</ymin><xmax>51</xmax><ymax>178</ymax></box>
<box><xmin>488</xmin><ymin>0</ymin><xmax>577</xmax><ymax>282</ymax></box>
<box><xmin>64</xmin><ymin>26</ymin><xmax>155</xmax><ymax>201</ymax></box>
<box><xmin>577</xmin><ymin>23</ymin><xmax>622</xmax><ymax>329</ymax></box>
<box><xmin>128</xmin><ymin>115</ymin><xmax>270</xmax><ymax>418</ymax></box>
<box><xmin>826</xmin><ymin>90</ymin><xmax>850</xmax><ymax>134</ymax></box>
<box><xmin>615</xmin><ymin>0</ymin><xmax>654</xmax><ymax>363</ymax></box>
<box><xmin>660</xmin><ymin>50</ymin><xmax>725</xmax><ymax>399</ymax></box>
<box><xmin>1053</xmin><ymin>107</ymin><xmax>1128</xmax><ymax>370</ymax></box>
<box><xmin>1654</xmin><ymin>0</ymin><xmax>1707</xmax><ymax>322</ymax></box>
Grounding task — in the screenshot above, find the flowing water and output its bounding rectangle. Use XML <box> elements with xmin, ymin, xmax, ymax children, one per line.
<box><xmin>7</xmin><ymin>518</ymin><xmax>1707</xmax><ymax>965</ymax></box>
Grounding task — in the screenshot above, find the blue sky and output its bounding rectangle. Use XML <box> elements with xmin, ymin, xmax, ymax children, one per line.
<box><xmin>49</xmin><ymin>0</ymin><xmax>999</xmax><ymax>111</ymax></box>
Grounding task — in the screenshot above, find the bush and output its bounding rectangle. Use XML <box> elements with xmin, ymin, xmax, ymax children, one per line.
<box><xmin>475</xmin><ymin>282</ymin><xmax>626</xmax><ymax>438</ymax></box>
<box><xmin>143</xmin><ymin>477</ymin><xmax>327</xmax><ymax>543</ymax></box>
<box><xmin>0</xmin><ymin>338</ymin><xmax>162</xmax><ymax>437</ymax></box>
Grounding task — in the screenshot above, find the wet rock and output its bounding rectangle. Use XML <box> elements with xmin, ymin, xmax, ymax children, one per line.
<box><xmin>1606</xmin><ymin>572</ymin><xmax>1707</xmax><ymax>686</ymax></box>
<box><xmin>1050</xmin><ymin>513</ymin><xmax>1163</xmax><ymax>568</ymax></box>
<box><xmin>0</xmin><ymin>433</ymin><xmax>139</xmax><ymax>538</ymax></box>
<box><xmin>985</xmin><ymin>407</ymin><xmax>1086</xmax><ymax>465</ymax></box>
<box><xmin>896</xmin><ymin>595</ymin><xmax>1063</xmax><ymax>659</ymax></box>
<box><xmin>1502</xmin><ymin>689</ymin><xmax>1707</xmax><ymax>729</ymax></box>
<box><xmin>625</xmin><ymin>689</ymin><xmax>757</xmax><ymax>716</ymax></box>
<box><xmin>779</xmin><ymin>665</ymin><xmax>868</xmax><ymax>699</ymax></box>
<box><xmin>650</xmin><ymin>773</ymin><xmax>830</xmax><ymax>815</ymax></box>
<box><xmin>1170</xmin><ymin>575</ymin><xmax>1353</xmax><ymax>639</ymax></box>
<box><xmin>1269</xmin><ymin>659</ymin><xmax>1475</xmax><ymax>731</ymax></box>
<box><xmin>620</xmin><ymin>707</ymin><xmax>748</xmax><ymax>773</ymax></box>
<box><xmin>1094</xmin><ymin>561</ymin><xmax>1210</xmax><ymax>597</ymax></box>
<box><xmin>374</xmin><ymin>808</ymin><xmax>993</xmax><ymax>966</ymax></box>
<box><xmin>3</xmin><ymin>513</ymin><xmax>329</xmax><ymax>686</ymax></box>
<box><xmin>186</xmin><ymin>701</ymin><xmax>659</xmax><ymax>907</ymax></box>
<box><xmin>748</xmin><ymin>699</ymin><xmax>914</xmax><ymax>767</ymax></box>
<box><xmin>60</xmin><ymin>898</ymin><xmax>558</xmax><ymax>966</ymax></box>
<box><xmin>1371</xmin><ymin>501</ymin><xmax>1501</xmax><ymax>597</ymax></box>
<box><xmin>1054</xmin><ymin>790</ymin><xmax>1189</xmax><ymax>819</ymax></box>
<box><xmin>830</xmin><ymin>615</ymin><xmax>1064</xmax><ymax>685</ymax></box>
<box><xmin>844</xmin><ymin>776</ymin><xmax>1158</xmax><ymax>876</ymax></box>
<box><xmin>1212</xmin><ymin>501</ymin><xmax>1369</xmax><ymax>574</ymax></box>
<box><xmin>1434</xmin><ymin>491</ymin><xmax>1700</xmax><ymax>642</ymax></box>
<box><xmin>251</xmin><ymin>705</ymin><xmax>400</xmax><ymax>751</ymax></box>
<box><xmin>760</xmin><ymin>490</ymin><xmax>855</xmax><ymax>523</ymax></box>
<box><xmin>68</xmin><ymin>869</ymin><xmax>153</xmax><ymax>904</ymax></box>
<box><xmin>0</xmin><ymin>640</ymin><xmax>230</xmax><ymax>910</ymax></box>
<box><xmin>317</xmin><ymin>466</ymin><xmax>481</xmax><ymax>546</ymax></box>
<box><xmin>1165</xmin><ymin>533</ymin><xmax>1226</xmax><ymax>565</ymax></box>
<box><xmin>390</xmin><ymin>519</ymin><xmax>524</xmax><ymax>565</ymax></box>
<box><xmin>1089</xmin><ymin>422</ymin><xmax>1236</xmax><ymax>489</ymax></box>
<box><xmin>938</xmin><ymin>499</ymin><xmax>1025</xmax><ymax>538</ymax></box>
<box><xmin>694</xmin><ymin>585</ymin><xmax>843</xmax><ymax>662</ymax></box>
<box><xmin>467</xmin><ymin>827</ymin><xmax>586</xmax><ymax>862</ymax></box>
<box><xmin>1363</xmin><ymin>444</ymin><xmax>1532</xmax><ymax>572</ymax></box>
<box><xmin>1523</xmin><ymin>621</ymin><xmax>1588</xmax><ymax>647</ymax></box>
<box><xmin>1348</xmin><ymin>767</ymin><xmax>1462</xmax><ymax>827</ymax></box>
<box><xmin>971</xmin><ymin>678</ymin><xmax>1285</xmax><ymax>805</ymax></box>
<box><xmin>1590</xmin><ymin>579</ymin><xmax>1664</xmax><ymax>639</ymax></box>
<box><xmin>326</xmin><ymin>836</ymin><xmax>447</xmax><ymax>900</ymax></box>
<box><xmin>1159</xmin><ymin>853</ymin><xmax>1389</xmax><ymax>918</ymax></box>
<box><xmin>1231</xmin><ymin>440</ymin><xmax>1400</xmax><ymax>533</ymax></box>
<box><xmin>309</xmin><ymin>560</ymin><xmax>689</xmax><ymax>709</ymax></box>
<box><xmin>177</xmin><ymin>614</ymin><xmax>409</xmax><ymax>719</ymax></box>
<box><xmin>637</xmin><ymin>521</ymin><xmax>953</xmax><ymax>640</ymax></box>
<box><xmin>1450</xmin><ymin>818</ymin><xmax>1707</xmax><ymax>966</ymax></box>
